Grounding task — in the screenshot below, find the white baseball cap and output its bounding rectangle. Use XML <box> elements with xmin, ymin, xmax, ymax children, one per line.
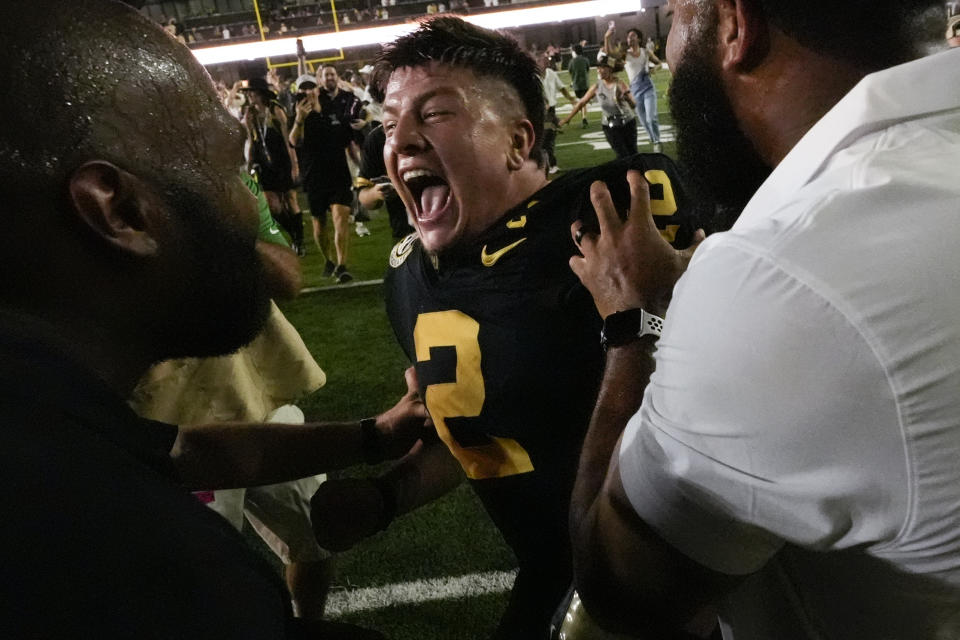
<box><xmin>295</xmin><ymin>73</ymin><xmax>318</xmax><ymax>90</ymax></box>
<box><xmin>948</xmin><ymin>15</ymin><xmax>960</xmax><ymax>40</ymax></box>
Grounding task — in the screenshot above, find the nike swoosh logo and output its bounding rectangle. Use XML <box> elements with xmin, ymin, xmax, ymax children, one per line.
<box><xmin>269</xmin><ymin>228</ymin><xmax>281</xmax><ymax>234</ymax></box>
<box><xmin>480</xmin><ymin>238</ymin><xmax>526</xmax><ymax>267</ymax></box>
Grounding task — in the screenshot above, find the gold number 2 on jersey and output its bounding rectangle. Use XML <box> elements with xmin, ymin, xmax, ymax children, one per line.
<box><xmin>413</xmin><ymin>310</ymin><xmax>534</xmax><ymax>480</ymax></box>
<box><xmin>646</xmin><ymin>169</ymin><xmax>680</xmax><ymax>244</ymax></box>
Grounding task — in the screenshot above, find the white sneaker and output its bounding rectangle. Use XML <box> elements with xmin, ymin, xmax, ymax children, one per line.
<box><xmin>653</xmin><ymin>143</ymin><xmax>663</xmax><ymax>153</ymax></box>
<box><xmin>355</xmin><ymin>222</ymin><xmax>371</xmax><ymax>237</ymax></box>
<box><xmin>548</xmin><ymin>165</ymin><xmax>560</xmax><ymax>175</ymax></box>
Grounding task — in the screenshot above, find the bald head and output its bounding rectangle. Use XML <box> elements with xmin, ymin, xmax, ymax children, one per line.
<box><xmin>1</xmin><ymin>0</ymin><xmax>239</xmax><ymax>214</ymax></box>
<box><xmin>0</xmin><ymin>0</ymin><xmax>269</xmax><ymax>382</ymax></box>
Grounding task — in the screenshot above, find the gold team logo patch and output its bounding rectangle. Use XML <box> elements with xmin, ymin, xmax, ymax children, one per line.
<box><xmin>389</xmin><ymin>233</ymin><xmax>418</xmax><ymax>268</ymax></box>
<box><xmin>480</xmin><ymin>238</ymin><xmax>526</xmax><ymax>267</ymax></box>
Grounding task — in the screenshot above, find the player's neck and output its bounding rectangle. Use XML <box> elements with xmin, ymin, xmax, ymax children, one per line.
<box><xmin>511</xmin><ymin>163</ymin><xmax>550</xmax><ymax>209</ymax></box>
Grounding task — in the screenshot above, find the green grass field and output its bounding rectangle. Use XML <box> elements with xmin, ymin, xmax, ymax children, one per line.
<box><xmin>267</xmin><ymin>67</ymin><xmax>675</xmax><ymax>639</ymax></box>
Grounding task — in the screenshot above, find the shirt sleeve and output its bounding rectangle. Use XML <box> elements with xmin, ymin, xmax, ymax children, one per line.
<box><xmin>359</xmin><ymin>127</ymin><xmax>385</xmax><ymax>180</ymax></box>
<box><xmin>239</xmin><ymin>171</ymin><xmax>289</xmax><ymax>247</ymax></box>
<box><xmin>618</xmin><ymin>236</ymin><xmax>907</xmax><ymax>575</ymax></box>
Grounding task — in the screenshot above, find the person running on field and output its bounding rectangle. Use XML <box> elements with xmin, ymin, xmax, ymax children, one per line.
<box><xmin>604</xmin><ymin>25</ymin><xmax>664</xmax><ymax>152</ymax></box>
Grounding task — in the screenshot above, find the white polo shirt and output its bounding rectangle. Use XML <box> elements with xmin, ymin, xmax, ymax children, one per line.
<box><xmin>618</xmin><ymin>47</ymin><xmax>960</xmax><ymax>639</ymax></box>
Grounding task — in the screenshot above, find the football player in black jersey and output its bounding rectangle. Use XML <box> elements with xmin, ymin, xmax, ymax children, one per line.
<box><xmin>310</xmin><ymin>17</ymin><xmax>703</xmax><ymax>640</ymax></box>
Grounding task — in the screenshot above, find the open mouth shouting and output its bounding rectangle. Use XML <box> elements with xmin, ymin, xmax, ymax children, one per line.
<box><xmin>402</xmin><ymin>168</ymin><xmax>452</xmax><ymax>224</ymax></box>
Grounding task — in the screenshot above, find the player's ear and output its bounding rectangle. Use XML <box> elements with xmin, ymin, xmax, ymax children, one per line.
<box><xmin>67</xmin><ymin>161</ymin><xmax>160</xmax><ymax>257</ymax></box>
<box><xmin>717</xmin><ymin>0</ymin><xmax>769</xmax><ymax>72</ymax></box>
<box><xmin>506</xmin><ymin>118</ymin><xmax>536</xmax><ymax>171</ymax></box>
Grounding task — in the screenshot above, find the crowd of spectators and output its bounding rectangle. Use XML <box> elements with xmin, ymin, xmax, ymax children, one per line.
<box><xmin>149</xmin><ymin>0</ymin><xmax>486</xmax><ymax>43</ymax></box>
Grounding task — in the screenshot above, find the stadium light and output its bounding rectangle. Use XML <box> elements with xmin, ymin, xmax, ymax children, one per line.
<box><xmin>192</xmin><ymin>0</ymin><xmax>642</xmax><ymax>65</ymax></box>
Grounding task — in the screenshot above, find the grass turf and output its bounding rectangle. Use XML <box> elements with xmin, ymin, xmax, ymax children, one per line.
<box><xmin>260</xmin><ymin>67</ymin><xmax>676</xmax><ymax>639</ymax></box>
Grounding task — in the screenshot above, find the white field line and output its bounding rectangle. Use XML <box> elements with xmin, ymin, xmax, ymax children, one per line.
<box><xmin>326</xmin><ymin>569</ymin><xmax>517</xmax><ymax>616</ymax></box>
<box><xmin>300</xmin><ymin>278</ymin><xmax>383</xmax><ymax>295</ymax></box>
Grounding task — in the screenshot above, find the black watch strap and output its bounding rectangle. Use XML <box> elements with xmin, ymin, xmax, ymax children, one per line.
<box><xmin>360</xmin><ymin>417</ymin><xmax>381</xmax><ymax>465</ymax></box>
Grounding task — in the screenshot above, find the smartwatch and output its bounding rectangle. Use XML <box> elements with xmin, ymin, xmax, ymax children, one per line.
<box><xmin>360</xmin><ymin>417</ymin><xmax>381</xmax><ymax>464</ymax></box>
<box><xmin>600</xmin><ymin>308</ymin><xmax>664</xmax><ymax>351</ymax></box>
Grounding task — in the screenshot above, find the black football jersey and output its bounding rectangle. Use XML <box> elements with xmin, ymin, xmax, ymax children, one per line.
<box><xmin>384</xmin><ymin>154</ymin><xmax>698</xmax><ymax>582</ymax></box>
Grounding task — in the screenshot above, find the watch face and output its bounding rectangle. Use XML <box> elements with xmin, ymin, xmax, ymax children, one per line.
<box><xmin>602</xmin><ymin>308</ymin><xmax>644</xmax><ymax>346</ymax></box>
<box><xmin>601</xmin><ymin>308</ymin><xmax>662</xmax><ymax>349</ymax></box>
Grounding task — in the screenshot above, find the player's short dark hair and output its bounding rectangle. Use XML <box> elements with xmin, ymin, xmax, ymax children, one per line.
<box><xmin>627</xmin><ymin>28</ymin><xmax>643</xmax><ymax>40</ymax></box>
<box><xmin>755</xmin><ymin>0</ymin><xmax>944</xmax><ymax>69</ymax></box>
<box><xmin>374</xmin><ymin>16</ymin><xmax>545</xmax><ymax>166</ymax></box>
<box><xmin>573</xmin><ymin>43</ymin><xmax>584</xmax><ymax>56</ymax></box>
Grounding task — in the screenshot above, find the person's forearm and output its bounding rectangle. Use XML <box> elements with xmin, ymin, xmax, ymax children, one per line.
<box><xmin>289</xmin><ymin>119</ymin><xmax>305</xmax><ymax>147</ymax></box>
<box><xmin>172</xmin><ymin>420</ymin><xmax>370</xmax><ymax>490</ymax></box>
<box><xmin>570</xmin><ymin>337</ymin><xmax>656</xmax><ymax>524</ymax></box>
<box><xmin>307</xmin><ymin>434</ymin><xmax>460</xmax><ymax>552</ymax></box>
<box><xmin>297</xmin><ymin>49</ymin><xmax>307</xmax><ymax>76</ymax></box>
<box><xmin>380</xmin><ymin>436</ymin><xmax>464</xmax><ymax>516</ymax></box>
<box><xmin>278</xmin><ymin>114</ymin><xmax>298</xmax><ymax>170</ymax></box>
<box><xmin>569</xmin><ymin>337</ymin><xmax>667</xmax><ymax>633</ymax></box>
<box><xmin>562</xmin><ymin>100</ymin><xmax>583</xmax><ymax>125</ymax></box>
<box><xmin>358</xmin><ymin>186</ymin><xmax>384</xmax><ymax>211</ymax></box>
<box><xmin>174</xmin><ymin>365</ymin><xmax>429</xmax><ymax>490</ymax></box>
<box><xmin>257</xmin><ymin>240</ymin><xmax>302</xmax><ymax>299</ymax></box>
<box><xmin>570</xmin><ymin>337</ymin><xmax>735</xmax><ymax>636</ymax></box>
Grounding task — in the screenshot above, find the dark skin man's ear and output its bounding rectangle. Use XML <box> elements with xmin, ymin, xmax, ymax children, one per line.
<box><xmin>506</xmin><ymin>119</ymin><xmax>537</xmax><ymax>171</ymax></box>
<box><xmin>717</xmin><ymin>0</ymin><xmax>770</xmax><ymax>72</ymax></box>
<box><xmin>68</xmin><ymin>161</ymin><xmax>160</xmax><ymax>257</ymax></box>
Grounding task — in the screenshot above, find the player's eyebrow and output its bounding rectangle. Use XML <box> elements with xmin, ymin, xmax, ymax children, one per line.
<box><xmin>382</xmin><ymin>86</ymin><xmax>462</xmax><ymax>116</ymax></box>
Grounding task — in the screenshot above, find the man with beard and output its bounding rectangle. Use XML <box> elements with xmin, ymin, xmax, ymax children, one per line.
<box><xmin>0</xmin><ymin>2</ymin><xmax>427</xmax><ymax>637</ymax></box>
<box><xmin>289</xmin><ymin>66</ymin><xmax>364</xmax><ymax>283</ymax></box>
<box><xmin>568</xmin><ymin>1</ymin><xmax>960</xmax><ymax>638</ymax></box>
<box><xmin>309</xmin><ymin>16</ymin><xmax>701</xmax><ymax>640</ymax></box>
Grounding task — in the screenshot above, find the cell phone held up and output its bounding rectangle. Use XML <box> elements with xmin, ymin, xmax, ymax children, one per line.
<box><xmin>371</xmin><ymin>175</ymin><xmax>395</xmax><ymax>196</ymax></box>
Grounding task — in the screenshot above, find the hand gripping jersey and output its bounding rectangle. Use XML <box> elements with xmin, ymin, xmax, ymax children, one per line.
<box><xmin>384</xmin><ymin>154</ymin><xmax>698</xmax><ymax>636</ymax></box>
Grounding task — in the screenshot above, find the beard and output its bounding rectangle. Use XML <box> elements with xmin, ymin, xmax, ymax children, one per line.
<box><xmin>151</xmin><ymin>181</ymin><xmax>271</xmax><ymax>360</ymax></box>
<box><xmin>669</xmin><ymin>32</ymin><xmax>772</xmax><ymax>230</ymax></box>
